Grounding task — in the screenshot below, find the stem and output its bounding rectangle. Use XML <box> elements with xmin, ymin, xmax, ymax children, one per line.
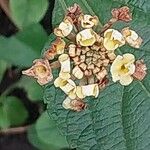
<box><xmin>0</xmin><ymin>125</ymin><xmax>30</xmax><ymax>135</ymax></box>
<box><xmin>50</xmin><ymin>61</ymin><xmax>60</xmax><ymax>69</ymax></box>
<box><xmin>99</xmin><ymin>18</ymin><xmax>118</xmax><ymax>35</ymax></box>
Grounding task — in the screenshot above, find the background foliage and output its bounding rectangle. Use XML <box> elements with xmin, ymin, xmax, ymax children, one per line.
<box><xmin>0</xmin><ymin>0</ymin><xmax>68</xmax><ymax>149</ymax></box>
<box><xmin>44</xmin><ymin>0</ymin><xmax>150</xmax><ymax>150</ymax></box>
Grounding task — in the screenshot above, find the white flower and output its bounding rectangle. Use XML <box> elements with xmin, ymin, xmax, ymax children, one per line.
<box><xmin>58</xmin><ymin>54</ymin><xmax>71</xmax><ymax>80</ymax></box>
<box><xmin>122</xmin><ymin>27</ymin><xmax>143</xmax><ymax>48</ymax></box>
<box><xmin>54</xmin><ymin>17</ymin><xmax>73</xmax><ymax>37</ymax></box>
<box><xmin>104</xmin><ymin>29</ymin><xmax>125</xmax><ymax>51</ymax></box>
<box><xmin>54</xmin><ymin>77</ymin><xmax>76</xmax><ymax>99</ymax></box>
<box><xmin>76</xmin><ymin>29</ymin><xmax>97</xmax><ymax>46</ymax></box>
<box><xmin>80</xmin><ymin>14</ymin><xmax>98</xmax><ymax>28</ymax></box>
<box><xmin>72</xmin><ymin>66</ymin><xmax>84</xmax><ymax>79</ymax></box>
<box><xmin>110</xmin><ymin>53</ymin><xmax>135</xmax><ymax>86</ymax></box>
<box><xmin>76</xmin><ymin>84</ymin><xmax>99</xmax><ymax>99</ymax></box>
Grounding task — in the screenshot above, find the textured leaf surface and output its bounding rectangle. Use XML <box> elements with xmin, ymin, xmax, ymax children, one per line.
<box><xmin>44</xmin><ymin>0</ymin><xmax>150</xmax><ymax>150</ymax></box>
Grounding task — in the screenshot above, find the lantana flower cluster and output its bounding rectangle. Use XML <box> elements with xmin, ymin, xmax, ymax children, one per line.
<box><xmin>22</xmin><ymin>4</ymin><xmax>147</xmax><ymax>111</ymax></box>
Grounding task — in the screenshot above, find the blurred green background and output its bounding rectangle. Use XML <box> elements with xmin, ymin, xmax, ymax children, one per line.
<box><xmin>0</xmin><ymin>0</ymin><xmax>71</xmax><ymax>150</ymax></box>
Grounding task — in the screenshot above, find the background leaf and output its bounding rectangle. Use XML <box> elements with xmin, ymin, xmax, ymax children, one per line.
<box><xmin>9</xmin><ymin>0</ymin><xmax>49</xmax><ymax>28</ymax></box>
<box><xmin>35</xmin><ymin>111</ymin><xmax>69</xmax><ymax>149</ymax></box>
<box><xmin>44</xmin><ymin>0</ymin><xmax>150</xmax><ymax>150</ymax></box>
<box><xmin>0</xmin><ymin>96</ymin><xmax>28</xmax><ymax>129</ymax></box>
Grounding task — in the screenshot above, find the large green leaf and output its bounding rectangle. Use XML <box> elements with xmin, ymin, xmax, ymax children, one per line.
<box><xmin>16</xmin><ymin>24</ymin><xmax>48</xmax><ymax>55</ymax></box>
<box><xmin>0</xmin><ymin>96</ymin><xmax>28</xmax><ymax>129</ymax></box>
<box><xmin>9</xmin><ymin>0</ymin><xmax>49</xmax><ymax>28</ymax></box>
<box><xmin>0</xmin><ymin>36</ymin><xmax>39</xmax><ymax>67</ymax></box>
<box><xmin>44</xmin><ymin>0</ymin><xmax>150</xmax><ymax>150</ymax></box>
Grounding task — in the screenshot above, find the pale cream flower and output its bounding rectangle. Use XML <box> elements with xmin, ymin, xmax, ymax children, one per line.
<box><xmin>62</xmin><ymin>97</ymin><xmax>86</xmax><ymax>111</ymax></box>
<box><xmin>58</xmin><ymin>54</ymin><xmax>71</xmax><ymax>80</ymax></box>
<box><xmin>72</xmin><ymin>66</ymin><xmax>84</xmax><ymax>79</ymax></box>
<box><xmin>80</xmin><ymin>14</ymin><xmax>98</xmax><ymax>28</ymax></box>
<box><xmin>104</xmin><ymin>29</ymin><xmax>125</xmax><ymax>51</ymax></box>
<box><xmin>44</xmin><ymin>38</ymin><xmax>66</xmax><ymax>60</ymax></box>
<box><xmin>76</xmin><ymin>84</ymin><xmax>99</xmax><ymax>99</ymax></box>
<box><xmin>122</xmin><ymin>27</ymin><xmax>143</xmax><ymax>48</ymax></box>
<box><xmin>76</xmin><ymin>29</ymin><xmax>97</xmax><ymax>46</ymax></box>
<box><xmin>54</xmin><ymin>77</ymin><xmax>76</xmax><ymax>99</ymax></box>
<box><xmin>54</xmin><ymin>17</ymin><xmax>73</xmax><ymax>37</ymax></box>
<box><xmin>22</xmin><ymin>59</ymin><xmax>53</xmax><ymax>85</ymax></box>
<box><xmin>110</xmin><ymin>53</ymin><xmax>135</xmax><ymax>86</ymax></box>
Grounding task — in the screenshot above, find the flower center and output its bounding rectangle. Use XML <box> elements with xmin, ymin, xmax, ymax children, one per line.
<box><xmin>35</xmin><ymin>65</ymin><xmax>47</xmax><ymax>77</ymax></box>
<box><xmin>120</xmin><ymin>64</ymin><xmax>129</xmax><ymax>74</ymax></box>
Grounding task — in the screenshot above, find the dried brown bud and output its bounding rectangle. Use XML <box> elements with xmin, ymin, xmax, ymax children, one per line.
<box><xmin>111</xmin><ymin>6</ymin><xmax>132</xmax><ymax>22</ymax></box>
<box><xmin>44</xmin><ymin>38</ymin><xmax>65</xmax><ymax>60</ymax></box>
<box><xmin>63</xmin><ymin>97</ymin><xmax>86</xmax><ymax>111</ymax></box>
<box><xmin>132</xmin><ymin>60</ymin><xmax>147</xmax><ymax>81</ymax></box>
<box><xmin>22</xmin><ymin>59</ymin><xmax>53</xmax><ymax>85</ymax></box>
<box><xmin>98</xmin><ymin>77</ymin><xmax>109</xmax><ymax>89</ymax></box>
<box><xmin>66</xmin><ymin>3</ymin><xmax>82</xmax><ymax>23</ymax></box>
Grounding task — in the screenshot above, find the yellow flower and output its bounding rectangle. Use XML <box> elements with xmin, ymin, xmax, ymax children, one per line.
<box><xmin>54</xmin><ymin>77</ymin><xmax>76</xmax><ymax>99</ymax></box>
<box><xmin>80</xmin><ymin>14</ymin><xmax>98</xmax><ymax>28</ymax></box>
<box><xmin>104</xmin><ymin>29</ymin><xmax>125</xmax><ymax>51</ymax></box>
<box><xmin>22</xmin><ymin>59</ymin><xmax>53</xmax><ymax>85</ymax></box>
<box><xmin>58</xmin><ymin>54</ymin><xmax>71</xmax><ymax>80</ymax></box>
<box><xmin>122</xmin><ymin>27</ymin><xmax>143</xmax><ymax>48</ymax></box>
<box><xmin>76</xmin><ymin>84</ymin><xmax>99</xmax><ymax>99</ymax></box>
<box><xmin>110</xmin><ymin>53</ymin><xmax>135</xmax><ymax>86</ymax></box>
<box><xmin>76</xmin><ymin>29</ymin><xmax>97</xmax><ymax>46</ymax></box>
<box><xmin>54</xmin><ymin>17</ymin><xmax>73</xmax><ymax>37</ymax></box>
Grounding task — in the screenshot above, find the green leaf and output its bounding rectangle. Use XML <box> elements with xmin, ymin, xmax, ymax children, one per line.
<box><xmin>44</xmin><ymin>0</ymin><xmax>150</xmax><ymax>150</ymax></box>
<box><xmin>0</xmin><ymin>96</ymin><xmax>28</xmax><ymax>129</ymax></box>
<box><xmin>28</xmin><ymin>125</ymin><xmax>58</xmax><ymax>150</ymax></box>
<box><xmin>0</xmin><ymin>36</ymin><xmax>39</xmax><ymax>67</ymax></box>
<box><xmin>9</xmin><ymin>0</ymin><xmax>49</xmax><ymax>28</ymax></box>
<box><xmin>16</xmin><ymin>24</ymin><xmax>48</xmax><ymax>55</ymax></box>
<box><xmin>17</xmin><ymin>76</ymin><xmax>43</xmax><ymax>102</ymax></box>
<box><xmin>0</xmin><ymin>60</ymin><xmax>8</xmax><ymax>82</ymax></box>
<box><xmin>35</xmin><ymin>111</ymin><xmax>69</xmax><ymax>149</ymax></box>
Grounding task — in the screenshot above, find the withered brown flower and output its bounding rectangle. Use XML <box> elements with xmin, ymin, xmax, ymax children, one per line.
<box><xmin>111</xmin><ymin>6</ymin><xmax>132</xmax><ymax>22</ymax></box>
<box><xmin>63</xmin><ymin>97</ymin><xmax>86</xmax><ymax>111</ymax></box>
<box><xmin>66</xmin><ymin>3</ymin><xmax>82</xmax><ymax>24</ymax></box>
<box><xmin>132</xmin><ymin>60</ymin><xmax>147</xmax><ymax>81</ymax></box>
<box><xmin>44</xmin><ymin>38</ymin><xmax>65</xmax><ymax>60</ymax></box>
<box><xmin>22</xmin><ymin>59</ymin><xmax>53</xmax><ymax>85</ymax></box>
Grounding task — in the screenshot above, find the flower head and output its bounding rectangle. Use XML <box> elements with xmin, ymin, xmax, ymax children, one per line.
<box><xmin>54</xmin><ymin>17</ymin><xmax>73</xmax><ymax>37</ymax></box>
<box><xmin>122</xmin><ymin>27</ymin><xmax>143</xmax><ymax>48</ymax></box>
<box><xmin>110</xmin><ymin>53</ymin><xmax>135</xmax><ymax>86</ymax></box>
<box><xmin>104</xmin><ymin>29</ymin><xmax>125</xmax><ymax>51</ymax></box>
<box><xmin>22</xmin><ymin>59</ymin><xmax>53</xmax><ymax>85</ymax></box>
<box><xmin>111</xmin><ymin>6</ymin><xmax>132</xmax><ymax>22</ymax></box>
<box><xmin>76</xmin><ymin>29</ymin><xmax>97</xmax><ymax>46</ymax></box>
